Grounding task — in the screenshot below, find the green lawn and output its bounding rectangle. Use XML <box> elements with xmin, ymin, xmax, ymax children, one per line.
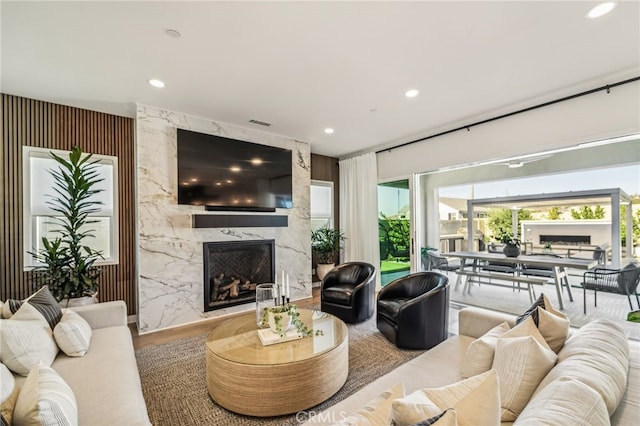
<box><xmin>381</xmin><ymin>260</ymin><xmax>410</xmax><ymax>274</ymax></box>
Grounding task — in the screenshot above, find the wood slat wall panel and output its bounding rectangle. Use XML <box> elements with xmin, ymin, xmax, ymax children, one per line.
<box><xmin>0</xmin><ymin>94</ymin><xmax>137</xmax><ymax>315</ymax></box>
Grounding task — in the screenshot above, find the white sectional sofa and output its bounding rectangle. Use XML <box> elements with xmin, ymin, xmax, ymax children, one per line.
<box><xmin>8</xmin><ymin>301</ymin><xmax>151</xmax><ymax>426</ymax></box>
<box><xmin>304</xmin><ymin>307</ymin><xmax>638</xmax><ymax>425</ymax></box>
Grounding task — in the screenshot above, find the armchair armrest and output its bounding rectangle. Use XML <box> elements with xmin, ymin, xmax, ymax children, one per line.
<box><xmin>458</xmin><ymin>307</ymin><xmax>515</xmax><ymax>339</ymax></box>
<box><xmin>69</xmin><ymin>300</ymin><xmax>128</xmax><ymax>330</ymax></box>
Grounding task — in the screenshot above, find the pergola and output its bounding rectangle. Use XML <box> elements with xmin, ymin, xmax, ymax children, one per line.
<box><xmin>466</xmin><ymin>188</ymin><xmax>634</xmax><ymax>267</ymax></box>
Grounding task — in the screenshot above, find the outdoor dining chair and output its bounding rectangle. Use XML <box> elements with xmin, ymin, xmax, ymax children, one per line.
<box><xmin>581</xmin><ymin>262</ymin><xmax>640</xmax><ymax>314</ymax></box>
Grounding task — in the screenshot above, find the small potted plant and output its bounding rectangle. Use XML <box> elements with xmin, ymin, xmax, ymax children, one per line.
<box><xmin>500</xmin><ymin>233</ymin><xmax>521</xmax><ymax>258</ymax></box>
<box><xmin>311</xmin><ymin>226</ymin><xmax>345</xmax><ymax>280</ymax></box>
<box><xmin>259</xmin><ymin>303</ymin><xmax>319</xmax><ymax>338</ymax></box>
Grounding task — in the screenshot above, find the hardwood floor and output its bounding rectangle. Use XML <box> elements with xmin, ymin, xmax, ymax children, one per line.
<box><xmin>130</xmin><ymin>287</ymin><xmax>321</xmax><ymax>350</ymax></box>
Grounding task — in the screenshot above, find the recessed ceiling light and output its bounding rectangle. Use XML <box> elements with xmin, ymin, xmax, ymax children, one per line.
<box><xmin>586</xmin><ymin>2</ymin><xmax>616</xmax><ymax>19</ymax></box>
<box><xmin>148</xmin><ymin>79</ymin><xmax>165</xmax><ymax>88</ymax></box>
<box><xmin>405</xmin><ymin>89</ymin><xmax>419</xmax><ymax>98</ymax></box>
<box><xmin>251</xmin><ymin>158</ymin><xmax>263</xmax><ymax>165</ymax></box>
<box><xmin>230</xmin><ymin>166</ymin><xmax>241</xmax><ymax>173</ymax></box>
<box><xmin>324</xmin><ymin>128</ymin><xmax>334</xmax><ymax>134</ymax></box>
<box><xmin>165</xmin><ymin>29</ymin><xmax>181</xmax><ymax>38</ymax></box>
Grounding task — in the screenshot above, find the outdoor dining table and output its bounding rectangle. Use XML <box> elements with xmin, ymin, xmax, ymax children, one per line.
<box><xmin>443</xmin><ymin>251</ymin><xmax>600</xmax><ymax>309</ymax></box>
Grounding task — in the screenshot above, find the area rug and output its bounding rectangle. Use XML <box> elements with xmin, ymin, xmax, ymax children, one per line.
<box><xmin>135</xmin><ymin>315</ymin><xmax>424</xmax><ymax>426</ymax></box>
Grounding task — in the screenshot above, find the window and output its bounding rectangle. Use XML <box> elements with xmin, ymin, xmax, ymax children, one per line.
<box><xmin>310</xmin><ymin>180</ymin><xmax>334</xmax><ymax>230</ymax></box>
<box><xmin>23</xmin><ymin>146</ymin><xmax>119</xmax><ymax>268</ymax></box>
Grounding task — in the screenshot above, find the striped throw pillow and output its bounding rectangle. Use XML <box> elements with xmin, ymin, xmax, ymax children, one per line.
<box><xmin>0</xmin><ymin>308</ymin><xmax>59</xmax><ymax>376</ymax></box>
<box><xmin>54</xmin><ymin>310</ymin><xmax>92</xmax><ymax>357</ymax></box>
<box><xmin>2</xmin><ymin>286</ymin><xmax>62</xmax><ymax>329</ymax></box>
<box><xmin>13</xmin><ymin>361</ymin><xmax>78</xmax><ymax>426</ymax></box>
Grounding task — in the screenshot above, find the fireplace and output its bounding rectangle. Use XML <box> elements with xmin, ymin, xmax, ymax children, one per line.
<box><xmin>203</xmin><ymin>240</ymin><xmax>275</xmax><ymax>312</ymax></box>
<box><xmin>539</xmin><ymin>235</ymin><xmax>591</xmax><ymax>246</ymax></box>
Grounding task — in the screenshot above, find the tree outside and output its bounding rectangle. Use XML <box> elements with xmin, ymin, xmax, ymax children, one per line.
<box><xmin>547</xmin><ymin>207</ymin><xmax>562</xmax><ymax>220</ymax></box>
<box><xmin>487</xmin><ymin>208</ymin><xmax>533</xmax><ymax>241</ymax></box>
<box><xmin>620</xmin><ymin>204</ymin><xmax>640</xmax><ymax>246</ymax></box>
<box><xmin>571</xmin><ymin>205</ymin><xmax>605</xmax><ymax>219</ymax></box>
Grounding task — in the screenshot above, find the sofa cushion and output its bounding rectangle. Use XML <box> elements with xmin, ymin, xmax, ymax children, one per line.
<box><xmin>1</xmin><ymin>363</ymin><xmax>19</xmax><ymax>426</ymax></box>
<box><xmin>391</xmin><ymin>369</ymin><xmax>500</xmax><ymax>426</ymax></box>
<box><xmin>515</xmin><ymin>293</ymin><xmax>569</xmax><ymax>353</ymax></box>
<box><xmin>13</xmin><ymin>361</ymin><xmax>78</xmax><ymax>426</ymax></box>
<box><xmin>54</xmin><ymin>309</ymin><xmax>92</xmax><ymax>357</ymax></box>
<box><xmin>461</xmin><ymin>322</ymin><xmax>510</xmax><ymax>379</ymax></box>
<box><xmin>492</xmin><ymin>335</ymin><xmax>557</xmax><ymax>422</ymax></box>
<box><xmin>514</xmin><ymin>376</ymin><xmax>609</xmax><ymax>426</ymax></box>
<box><xmin>337</xmin><ymin>383</ymin><xmax>404</xmax><ymax>425</ymax></box>
<box><xmin>1</xmin><ymin>287</ymin><xmax>62</xmax><ymax>330</ymax></box>
<box><xmin>533</xmin><ymin>317</ymin><xmax>629</xmax><ymax>415</ymax></box>
<box><xmin>52</xmin><ymin>325</ymin><xmax>150</xmax><ymax>426</ymax></box>
<box><xmin>0</xmin><ymin>305</ymin><xmax>59</xmax><ymax>376</ymax></box>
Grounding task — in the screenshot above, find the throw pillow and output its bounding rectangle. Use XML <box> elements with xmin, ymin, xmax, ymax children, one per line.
<box><xmin>391</xmin><ymin>369</ymin><xmax>500</xmax><ymax>426</ymax></box>
<box><xmin>0</xmin><ymin>309</ymin><xmax>59</xmax><ymax>376</ymax></box>
<box><xmin>409</xmin><ymin>409</ymin><xmax>457</xmax><ymax>426</ymax></box>
<box><xmin>461</xmin><ymin>322</ymin><xmax>510</xmax><ymax>379</ymax></box>
<box><xmin>1</xmin><ymin>287</ymin><xmax>62</xmax><ymax>329</ymax></box>
<box><xmin>1</xmin><ymin>363</ymin><xmax>19</xmax><ymax>426</ymax></box>
<box><xmin>534</xmin><ymin>317</ymin><xmax>629</xmax><ymax>415</ymax></box>
<box><xmin>515</xmin><ymin>293</ymin><xmax>569</xmax><ymax>353</ymax></box>
<box><xmin>337</xmin><ymin>383</ymin><xmax>405</xmax><ymax>425</ymax></box>
<box><xmin>54</xmin><ymin>309</ymin><xmax>92</xmax><ymax>357</ymax></box>
<box><xmin>1</xmin><ymin>299</ymin><xmax>22</xmax><ymax>319</ymax></box>
<box><xmin>516</xmin><ymin>376</ymin><xmax>609</xmax><ymax>425</ymax></box>
<box><xmin>12</xmin><ymin>361</ymin><xmax>78</xmax><ymax>426</ymax></box>
<box><xmin>492</xmin><ymin>335</ymin><xmax>557</xmax><ymax>422</ymax></box>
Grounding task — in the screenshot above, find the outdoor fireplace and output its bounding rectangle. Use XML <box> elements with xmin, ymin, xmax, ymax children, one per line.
<box><xmin>203</xmin><ymin>240</ymin><xmax>274</xmax><ymax>312</ymax></box>
<box><xmin>539</xmin><ymin>235</ymin><xmax>591</xmax><ymax>246</ymax></box>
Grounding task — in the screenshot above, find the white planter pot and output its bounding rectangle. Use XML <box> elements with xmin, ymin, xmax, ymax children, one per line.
<box><xmin>267</xmin><ymin>310</ymin><xmax>292</xmax><ymax>334</ymax></box>
<box><xmin>59</xmin><ymin>293</ymin><xmax>98</xmax><ymax>309</ymax></box>
<box><xmin>316</xmin><ymin>263</ymin><xmax>335</xmax><ymax>281</ymax></box>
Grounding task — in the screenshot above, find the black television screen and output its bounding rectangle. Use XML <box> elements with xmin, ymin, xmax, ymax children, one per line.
<box><xmin>177</xmin><ymin>129</ymin><xmax>293</xmax><ymax>210</ymax></box>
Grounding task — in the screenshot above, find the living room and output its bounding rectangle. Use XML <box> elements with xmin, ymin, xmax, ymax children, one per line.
<box><xmin>1</xmin><ymin>1</ymin><xmax>639</xmax><ymax>425</ymax></box>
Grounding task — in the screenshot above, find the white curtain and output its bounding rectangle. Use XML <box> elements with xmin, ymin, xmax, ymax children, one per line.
<box><xmin>339</xmin><ymin>152</ymin><xmax>381</xmax><ymax>287</ymax></box>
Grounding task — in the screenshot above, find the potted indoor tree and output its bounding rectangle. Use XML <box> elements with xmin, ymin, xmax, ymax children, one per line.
<box><xmin>30</xmin><ymin>146</ymin><xmax>104</xmax><ymax>306</ymax></box>
<box><xmin>311</xmin><ymin>226</ymin><xmax>345</xmax><ymax>280</ymax></box>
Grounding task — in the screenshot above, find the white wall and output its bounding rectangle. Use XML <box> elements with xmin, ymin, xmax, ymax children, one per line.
<box><xmin>377</xmin><ymin>80</ymin><xmax>640</xmax><ymax>179</ymax></box>
<box><xmin>135</xmin><ymin>105</ymin><xmax>311</xmax><ymax>333</ymax></box>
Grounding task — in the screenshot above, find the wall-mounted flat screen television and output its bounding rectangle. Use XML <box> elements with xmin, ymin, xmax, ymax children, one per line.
<box><xmin>177</xmin><ymin>129</ymin><xmax>293</xmax><ymax>211</ymax></box>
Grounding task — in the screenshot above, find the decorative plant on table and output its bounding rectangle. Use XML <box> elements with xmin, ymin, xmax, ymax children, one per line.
<box><xmin>500</xmin><ymin>232</ymin><xmax>521</xmax><ymax>258</ymax></box>
<box><xmin>259</xmin><ymin>304</ymin><xmax>323</xmax><ymax>338</ymax></box>
<box><xmin>29</xmin><ymin>146</ymin><xmax>104</xmax><ymax>304</ymax></box>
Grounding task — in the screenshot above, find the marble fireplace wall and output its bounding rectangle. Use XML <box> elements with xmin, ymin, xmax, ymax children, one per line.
<box><xmin>135</xmin><ymin>105</ymin><xmax>311</xmax><ymax>333</ymax></box>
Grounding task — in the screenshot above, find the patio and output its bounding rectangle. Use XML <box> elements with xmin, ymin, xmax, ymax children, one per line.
<box><xmin>448</xmin><ymin>270</ymin><xmax>640</xmax><ymax>340</ymax></box>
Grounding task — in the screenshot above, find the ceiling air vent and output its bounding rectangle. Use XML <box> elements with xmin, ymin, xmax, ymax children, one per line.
<box><xmin>249</xmin><ymin>119</ymin><xmax>272</xmax><ymax>127</ymax></box>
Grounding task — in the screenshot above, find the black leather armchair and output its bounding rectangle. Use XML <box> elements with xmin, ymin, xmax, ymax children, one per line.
<box><xmin>320</xmin><ymin>262</ymin><xmax>376</xmax><ymax>323</ymax></box>
<box><xmin>376</xmin><ymin>272</ymin><xmax>450</xmax><ymax>350</ymax></box>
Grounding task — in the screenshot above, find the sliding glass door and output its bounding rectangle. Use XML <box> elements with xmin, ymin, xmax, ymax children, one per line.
<box><xmin>378</xmin><ymin>178</ymin><xmax>414</xmax><ymax>286</ymax></box>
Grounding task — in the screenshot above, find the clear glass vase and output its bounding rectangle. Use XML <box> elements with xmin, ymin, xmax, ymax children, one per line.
<box><xmin>256</xmin><ymin>283</ymin><xmax>276</xmax><ymax>328</ymax></box>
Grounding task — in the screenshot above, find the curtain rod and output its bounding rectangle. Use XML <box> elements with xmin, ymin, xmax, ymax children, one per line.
<box><xmin>376</xmin><ymin>76</ymin><xmax>640</xmax><ymax>154</ymax></box>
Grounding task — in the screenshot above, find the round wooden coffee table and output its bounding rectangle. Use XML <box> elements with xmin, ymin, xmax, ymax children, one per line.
<box><xmin>205</xmin><ymin>309</ymin><xmax>348</xmax><ymax>417</ymax></box>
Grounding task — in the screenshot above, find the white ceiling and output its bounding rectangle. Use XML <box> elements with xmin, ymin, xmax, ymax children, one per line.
<box><xmin>2</xmin><ymin>1</ymin><xmax>639</xmax><ymax>158</ymax></box>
